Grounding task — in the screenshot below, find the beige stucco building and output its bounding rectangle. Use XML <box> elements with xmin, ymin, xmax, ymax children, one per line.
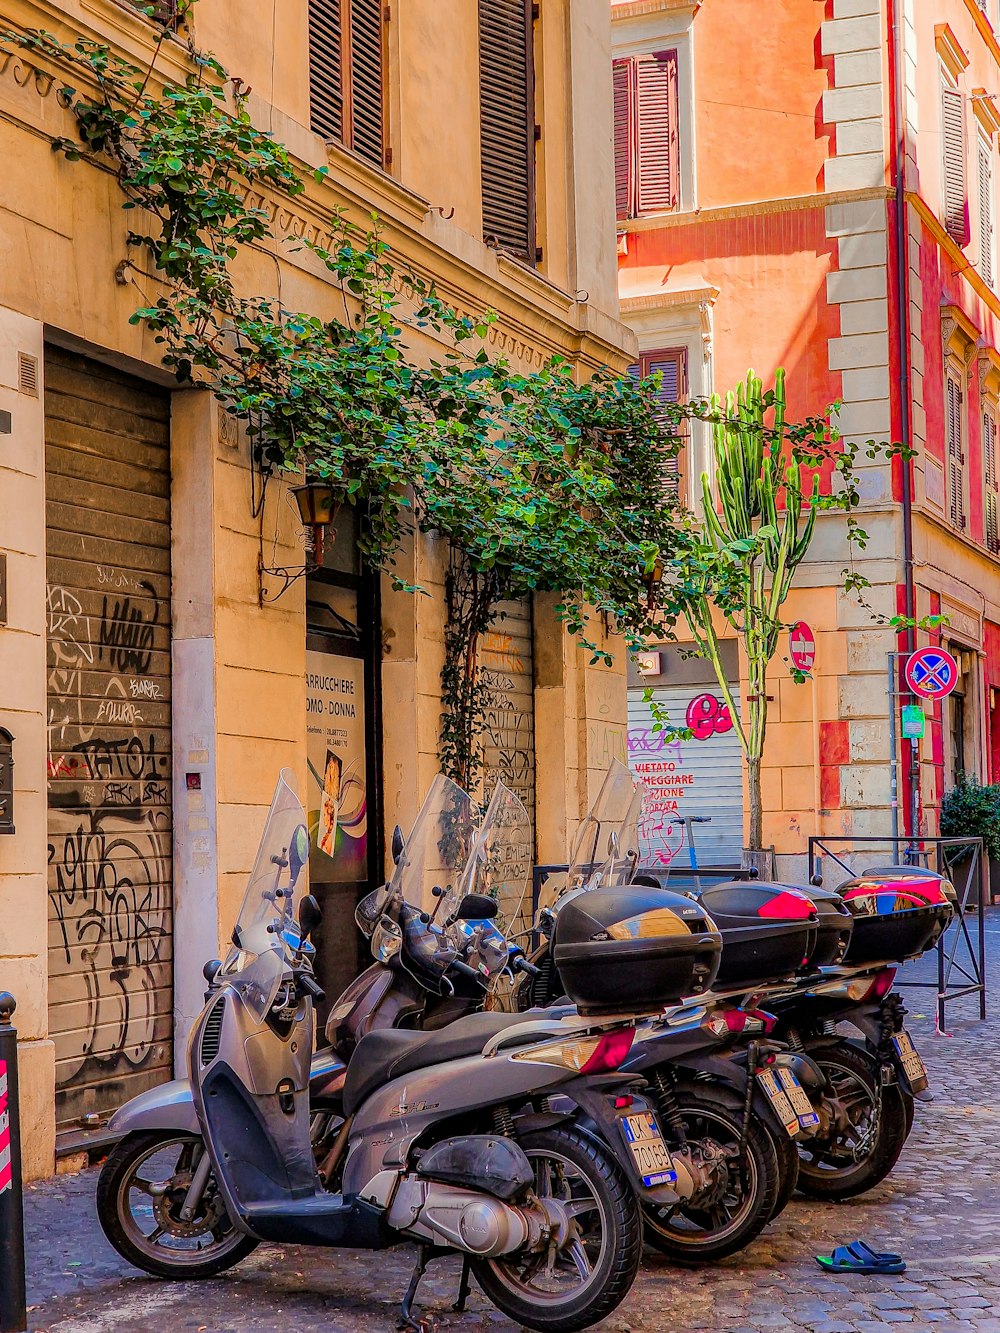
<box><xmin>0</xmin><ymin>0</ymin><xmax>635</xmax><ymax>1178</ymax></box>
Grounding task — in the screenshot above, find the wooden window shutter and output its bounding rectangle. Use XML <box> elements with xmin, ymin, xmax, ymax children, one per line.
<box><xmin>636</xmin><ymin>51</ymin><xmax>680</xmax><ymax>214</ymax></box>
<box><xmin>985</xmin><ymin>409</ymin><xmax>999</xmax><ymax>552</ymax></box>
<box><xmin>630</xmin><ymin>348</ymin><xmax>688</xmax><ymax>498</ymax></box>
<box><xmin>980</xmin><ymin>136</ymin><xmax>994</xmax><ymax>287</ymax></box>
<box><xmin>309</xmin><ymin>0</ymin><xmax>345</xmax><ymax>143</ymax></box>
<box><xmin>479</xmin><ymin>0</ymin><xmax>536</xmax><ymax>262</ymax></box>
<box><xmin>942</xmin><ymin>85</ymin><xmax>970</xmax><ymax>247</ymax></box>
<box><xmin>946</xmin><ymin>373</ymin><xmax>966</xmax><ymax>529</ymax></box>
<box><xmin>613</xmin><ymin>59</ymin><xmax>635</xmax><ymax>221</ymax></box>
<box><xmin>350</xmin><ymin>0</ymin><xmax>385</xmax><ymax>168</ymax></box>
<box><xmin>308</xmin><ymin>0</ymin><xmax>386</xmax><ymax>169</ymax></box>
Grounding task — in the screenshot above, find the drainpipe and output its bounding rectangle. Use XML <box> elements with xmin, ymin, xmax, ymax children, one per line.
<box><xmin>889</xmin><ymin>0</ymin><xmax>919</xmax><ymax>836</ymax></box>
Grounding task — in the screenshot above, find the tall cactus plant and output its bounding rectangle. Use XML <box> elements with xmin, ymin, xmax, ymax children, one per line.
<box><xmin>684</xmin><ymin>369</ymin><xmax>821</xmax><ymax>854</ymax></box>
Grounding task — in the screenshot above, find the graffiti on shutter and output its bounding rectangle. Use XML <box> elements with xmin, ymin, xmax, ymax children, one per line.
<box><xmin>479</xmin><ymin>0</ymin><xmax>535</xmax><ymax>260</ymax></box>
<box><xmin>44</xmin><ymin>348</ymin><xmax>173</xmax><ymax>1133</ymax></box>
<box><xmin>480</xmin><ymin>599</ymin><xmax>535</xmax><ymax>930</ymax></box>
<box><xmin>627</xmin><ymin>685</ymin><xmax>744</xmax><ymax>868</ymax></box>
<box><xmin>942</xmin><ymin>85</ymin><xmax>970</xmax><ymax>247</ymax></box>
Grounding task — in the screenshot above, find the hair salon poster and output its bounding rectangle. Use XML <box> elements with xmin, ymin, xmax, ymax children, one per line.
<box><xmin>306</xmin><ymin>650</ymin><xmax>368</xmax><ymax>883</ymax></box>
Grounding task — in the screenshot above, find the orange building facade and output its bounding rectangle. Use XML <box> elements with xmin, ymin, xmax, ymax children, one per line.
<box><xmin>613</xmin><ymin>0</ymin><xmax>1000</xmax><ymax>876</ymax></box>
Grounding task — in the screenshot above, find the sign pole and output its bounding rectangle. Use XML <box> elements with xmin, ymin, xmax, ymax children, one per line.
<box><xmin>887</xmin><ymin>652</ymin><xmax>899</xmax><ymax>845</ymax></box>
<box><xmin>0</xmin><ymin>993</ymin><xmax>26</xmax><ymax>1333</ymax></box>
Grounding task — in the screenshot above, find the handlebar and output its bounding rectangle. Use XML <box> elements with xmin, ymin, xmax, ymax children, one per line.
<box><xmin>296</xmin><ymin>971</ymin><xmax>326</xmax><ymax>1002</ymax></box>
<box><xmin>450</xmin><ymin>957</ymin><xmax>485</xmax><ymax>981</ymax></box>
<box><xmin>512</xmin><ymin>955</ymin><xmax>540</xmax><ymax>978</ymax></box>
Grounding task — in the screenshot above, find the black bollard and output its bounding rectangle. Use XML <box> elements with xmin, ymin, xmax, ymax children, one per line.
<box><xmin>0</xmin><ymin>992</ymin><xmax>26</xmax><ymax>1333</ymax></box>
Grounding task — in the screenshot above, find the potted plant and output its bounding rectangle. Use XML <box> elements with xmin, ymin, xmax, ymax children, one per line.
<box><xmin>939</xmin><ymin>777</ymin><xmax>1000</xmax><ymax>906</ymax></box>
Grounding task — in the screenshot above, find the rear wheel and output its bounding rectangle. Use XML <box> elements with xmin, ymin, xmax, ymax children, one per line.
<box><xmin>768</xmin><ymin>1119</ymin><xmax>800</xmax><ymax>1220</ymax></box>
<box><xmin>473</xmin><ymin>1124</ymin><xmax>641</xmax><ymax>1333</ymax></box>
<box><xmin>796</xmin><ymin>1042</ymin><xmax>908</xmax><ymax>1200</ymax></box>
<box><xmin>642</xmin><ymin>1084</ymin><xmax>780</xmax><ymax>1262</ymax></box>
<box><xmin>97</xmin><ymin>1131</ymin><xmax>258</xmax><ymax>1279</ymax></box>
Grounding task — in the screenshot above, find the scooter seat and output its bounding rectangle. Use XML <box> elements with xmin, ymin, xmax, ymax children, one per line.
<box><xmin>343</xmin><ymin>1010</ymin><xmax>544</xmax><ymax>1116</ymax></box>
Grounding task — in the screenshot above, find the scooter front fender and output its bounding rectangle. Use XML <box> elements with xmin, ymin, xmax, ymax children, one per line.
<box><xmin>107</xmin><ymin>1078</ymin><xmax>199</xmax><ymax>1137</ymax></box>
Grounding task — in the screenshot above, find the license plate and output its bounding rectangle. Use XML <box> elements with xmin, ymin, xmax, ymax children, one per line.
<box><xmin>892</xmin><ymin>1030</ymin><xmax>928</xmax><ymax>1090</ymax></box>
<box><xmin>620</xmin><ymin>1111</ymin><xmax>677</xmax><ymax>1187</ymax></box>
<box><xmin>756</xmin><ymin>1067</ymin><xmax>819</xmax><ymax>1137</ymax></box>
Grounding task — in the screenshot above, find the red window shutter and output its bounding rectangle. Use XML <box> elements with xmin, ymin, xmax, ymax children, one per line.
<box><xmin>613</xmin><ymin>59</ymin><xmax>635</xmax><ymax>221</ymax></box>
<box><xmin>946</xmin><ymin>374</ymin><xmax>966</xmax><ymax>529</ymax></box>
<box><xmin>986</xmin><ymin>410</ymin><xmax>999</xmax><ymax>552</ymax></box>
<box><xmin>630</xmin><ymin>348</ymin><xmax>687</xmax><ymax>498</ymax></box>
<box><xmin>942</xmin><ymin>85</ymin><xmax>970</xmax><ymax>247</ymax></box>
<box><xmin>636</xmin><ymin>51</ymin><xmax>680</xmax><ymax>214</ymax></box>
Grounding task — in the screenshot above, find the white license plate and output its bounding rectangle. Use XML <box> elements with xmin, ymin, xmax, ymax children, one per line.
<box><xmin>620</xmin><ymin>1111</ymin><xmax>677</xmax><ymax>1187</ymax></box>
<box><xmin>757</xmin><ymin>1067</ymin><xmax>819</xmax><ymax>1137</ymax></box>
<box><xmin>892</xmin><ymin>1030</ymin><xmax>928</xmax><ymax>1089</ymax></box>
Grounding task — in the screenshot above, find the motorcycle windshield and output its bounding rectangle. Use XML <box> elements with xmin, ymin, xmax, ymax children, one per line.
<box><xmin>378</xmin><ymin>774</ymin><xmax>479</xmax><ymax>924</ymax></box>
<box><xmin>462</xmin><ymin>780</ymin><xmax>533</xmax><ymax>947</ymax></box>
<box><xmin>220</xmin><ymin>769</ymin><xmax>311</xmax><ymax>1021</ymax></box>
<box><xmin>567</xmin><ymin>759</ymin><xmax>645</xmax><ymax>890</ymax></box>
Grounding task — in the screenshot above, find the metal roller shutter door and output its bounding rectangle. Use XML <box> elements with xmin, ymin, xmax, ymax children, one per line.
<box><xmin>44</xmin><ymin>347</ymin><xmax>173</xmax><ymax>1135</ymax></box>
<box><xmin>480</xmin><ymin>598</ymin><xmax>535</xmax><ymax>928</ymax></box>
<box><xmin>627</xmin><ymin>683</ymin><xmax>745</xmax><ymax>868</ymax></box>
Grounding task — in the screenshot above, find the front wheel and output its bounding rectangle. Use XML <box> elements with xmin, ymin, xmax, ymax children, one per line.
<box><xmin>472</xmin><ymin>1124</ymin><xmax>641</xmax><ymax>1333</ymax></box>
<box><xmin>97</xmin><ymin>1130</ymin><xmax>259</xmax><ymax>1279</ymax></box>
<box><xmin>642</xmin><ymin>1083</ymin><xmax>780</xmax><ymax>1262</ymax></box>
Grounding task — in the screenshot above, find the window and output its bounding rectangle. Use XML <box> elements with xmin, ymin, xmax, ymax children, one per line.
<box><xmin>942</xmin><ymin>81</ymin><xmax>970</xmax><ymax>246</ymax></box>
<box><xmin>308</xmin><ymin>0</ymin><xmax>387</xmax><ymax>170</ymax></box>
<box><xmin>946</xmin><ymin>370</ymin><xmax>967</xmax><ymax>530</ymax></box>
<box><xmin>613</xmin><ymin>52</ymin><xmax>680</xmax><ymax>220</ymax></box>
<box><xmin>986</xmin><ymin>408</ymin><xmax>999</xmax><ymax>552</ymax></box>
<box><xmin>479</xmin><ymin>0</ymin><xmax>537</xmax><ymax>263</ymax></box>
<box><xmin>629</xmin><ymin>348</ymin><xmax>687</xmax><ymax>498</ymax></box>
<box><xmin>980</xmin><ymin>134</ymin><xmax>995</xmax><ymax>286</ymax></box>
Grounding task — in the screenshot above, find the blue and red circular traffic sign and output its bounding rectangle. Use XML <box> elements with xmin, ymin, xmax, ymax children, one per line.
<box><xmin>904</xmin><ymin>647</ymin><xmax>959</xmax><ymax>700</ymax></box>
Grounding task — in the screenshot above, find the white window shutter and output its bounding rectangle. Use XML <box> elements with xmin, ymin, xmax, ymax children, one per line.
<box><xmin>979</xmin><ymin>137</ymin><xmax>994</xmax><ymax>286</ymax></box>
<box><xmin>942</xmin><ymin>85</ymin><xmax>970</xmax><ymax>247</ymax></box>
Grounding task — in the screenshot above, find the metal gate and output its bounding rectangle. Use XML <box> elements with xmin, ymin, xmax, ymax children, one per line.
<box><xmin>480</xmin><ymin>599</ymin><xmax>535</xmax><ymax>926</ymax></box>
<box><xmin>44</xmin><ymin>347</ymin><xmax>173</xmax><ymax>1136</ymax></box>
<box><xmin>628</xmin><ymin>682</ymin><xmax>744</xmax><ymax>868</ymax></box>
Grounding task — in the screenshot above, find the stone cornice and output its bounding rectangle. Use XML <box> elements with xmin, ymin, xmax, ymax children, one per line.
<box><xmin>618</xmin><ymin>186</ymin><xmax>893</xmax><ymax>232</ymax></box>
<box><xmin>1</xmin><ymin>0</ymin><xmax>636</xmax><ymax>373</ymax></box>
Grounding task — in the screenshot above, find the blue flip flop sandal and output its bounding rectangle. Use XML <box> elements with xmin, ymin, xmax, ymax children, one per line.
<box><xmin>815</xmin><ymin>1242</ymin><xmax>906</xmax><ymax>1274</ymax></box>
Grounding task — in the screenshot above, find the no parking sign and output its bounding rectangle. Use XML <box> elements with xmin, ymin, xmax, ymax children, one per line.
<box><xmin>904</xmin><ymin>647</ymin><xmax>959</xmax><ymax>700</ymax></box>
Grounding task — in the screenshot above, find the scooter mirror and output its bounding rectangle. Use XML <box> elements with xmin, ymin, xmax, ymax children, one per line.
<box><xmin>288</xmin><ymin>824</ymin><xmax>310</xmax><ymax>886</ymax></box>
<box><xmin>391</xmin><ymin>824</ymin><xmax>405</xmax><ymax>865</ymax></box>
<box><xmin>298</xmin><ymin>893</ymin><xmax>322</xmax><ymax>940</ymax></box>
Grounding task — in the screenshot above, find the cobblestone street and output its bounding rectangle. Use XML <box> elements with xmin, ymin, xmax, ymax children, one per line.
<box><xmin>20</xmin><ymin>918</ymin><xmax>1000</xmax><ymax>1333</ymax></box>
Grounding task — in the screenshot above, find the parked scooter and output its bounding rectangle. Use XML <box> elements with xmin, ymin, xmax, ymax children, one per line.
<box><xmin>96</xmin><ymin>771</ymin><xmax>682</xmax><ymax>1332</ymax></box>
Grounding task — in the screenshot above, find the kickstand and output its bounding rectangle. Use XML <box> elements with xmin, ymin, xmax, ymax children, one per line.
<box><xmin>452</xmin><ymin>1255</ymin><xmax>472</xmax><ymax>1313</ymax></box>
<box><xmin>399</xmin><ymin>1244</ymin><xmax>436</xmax><ymax>1333</ymax></box>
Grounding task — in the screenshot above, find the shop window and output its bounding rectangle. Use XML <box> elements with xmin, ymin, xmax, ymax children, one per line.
<box><xmin>308</xmin><ymin>0</ymin><xmax>387</xmax><ymax>170</ymax></box>
<box><xmin>613</xmin><ymin>51</ymin><xmax>680</xmax><ymax>220</ymax></box>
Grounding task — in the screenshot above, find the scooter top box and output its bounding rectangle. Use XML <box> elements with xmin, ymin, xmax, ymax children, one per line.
<box><xmin>690</xmin><ymin>882</ymin><xmax>820</xmax><ymax>989</ymax></box>
<box><xmin>552</xmin><ymin>885</ymin><xmax>722</xmax><ymax>1016</ymax></box>
<box><xmin>838</xmin><ymin>868</ymin><xmax>953</xmax><ymax>964</ymax></box>
<box><xmin>797</xmin><ymin>881</ymin><xmax>854</xmax><ymax>968</ymax></box>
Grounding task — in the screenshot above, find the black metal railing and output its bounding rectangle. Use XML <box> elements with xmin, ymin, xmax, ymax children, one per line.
<box><xmin>806</xmin><ymin>835</ymin><xmax>987</xmax><ymax>1029</ymax></box>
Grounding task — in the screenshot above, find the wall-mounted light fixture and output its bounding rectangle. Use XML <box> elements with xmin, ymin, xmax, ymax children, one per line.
<box><xmin>258</xmin><ymin>480</ymin><xmax>341</xmax><ymax>605</ymax></box>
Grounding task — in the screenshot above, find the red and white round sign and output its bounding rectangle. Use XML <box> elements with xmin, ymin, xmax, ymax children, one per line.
<box><xmin>904</xmin><ymin>646</ymin><xmax>959</xmax><ymax>700</ymax></box>
<box><xmin>789</xmin><ymin>621</ymin><xmax>816</xmax><ymax>673</ymax></box>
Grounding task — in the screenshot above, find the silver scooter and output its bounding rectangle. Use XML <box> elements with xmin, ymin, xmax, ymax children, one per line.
<box><xmin>96</xmin><ymin>771</ymin><xmax>676</xmax><ymax>1332</ymax></box>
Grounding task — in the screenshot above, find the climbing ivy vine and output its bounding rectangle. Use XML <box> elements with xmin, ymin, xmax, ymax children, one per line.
<box><xmin>3</xmin><ymin>14</ymin><xmax>697</xmax><ymax>790</ymax></box>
